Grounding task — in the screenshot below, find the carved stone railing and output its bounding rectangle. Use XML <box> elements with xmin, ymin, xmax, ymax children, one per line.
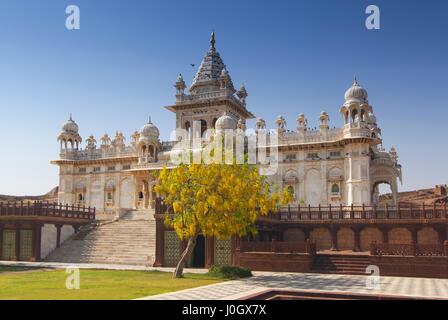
<box><xmin>278</xmin><ymin>129</ymin><xmax>344</xmax><ymax>146</ymax></box>
<box><xmin>266</xmin><ymin>203</ymin><xmax>447</xmax><ymax>222</ymax></box>
<box><xmin>0</xmin><ymin>201</ymin><xmax>95</xmax><ymax>221</ymax></box>
<box><xmin>60</xmin><ymin>146</ymin><xmax>137</xmax><ymax>161</ymax></box>
<box><xmin>176</xmin><ymin>90</ymin><xmax>246</xmax><ymax>108</ymax></box>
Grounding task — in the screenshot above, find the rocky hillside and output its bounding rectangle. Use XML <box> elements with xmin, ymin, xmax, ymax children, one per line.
<box><xmin>1</xmin><ymin>185</ymin><xmax>447</xmax><ymax>207</ymax></box>
<box><xmin>0</xmin><ymin>186</ymin><xmax>58</xmax><ymax>203</ymax></box>
<box><xmin>380</xmin><ymin>185</ymin><xmax>448</xmax><ymax>206</ymax></box>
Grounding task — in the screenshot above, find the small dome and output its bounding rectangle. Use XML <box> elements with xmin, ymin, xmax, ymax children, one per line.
<box><xmin>62</xmin><ymin>115</ymin><xmax>79</xmax><ymax>134</ymax></box>
<box><xmin>215</xmin><ymin>112</ymin><xmax>236</xmax><ymax>130</ymax></box>
<box><xmin>344</xmin><ymin>77</ymin><xmax>368</xmax><ymax>104</ymax></box>
<box><xmin>139</xmin><ymin>117</ymin><xmax>159</xmax><ymax>140</ymax></box>
<box><xmin>367</xmin><ymin>113</ymin><xmax>377</xmax><ymax>124</ymax></box>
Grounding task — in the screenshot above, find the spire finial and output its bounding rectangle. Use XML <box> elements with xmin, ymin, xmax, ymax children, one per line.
<box><xmin>148</xmin><ymin>116</ymin><xmax>152</xmax><ymax>124</ymax></box>
<box><xmin>69</xmin><ymin>113</ymin><xmax>73</xmax><ymax>121</ymax></box>
<box><xmin>353</xmin><ymin>76</ymin><xmax>359</xmax><ymax>86</ymax></box>
<box><xmin>210</xmin><ymin>31</ymin><xmax>215</xmax><ymax>49</ymax></box>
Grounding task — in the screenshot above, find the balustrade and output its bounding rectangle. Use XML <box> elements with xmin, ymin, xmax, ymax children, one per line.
<box><xmin>272</xmin><ymin>203</ymin><xmax>447</xmax><ymax>222</ymax></box>
<box><xmin>0</xmin><ymin>201</ymin><xmax>95</xmax><ymax>221</ymax></box>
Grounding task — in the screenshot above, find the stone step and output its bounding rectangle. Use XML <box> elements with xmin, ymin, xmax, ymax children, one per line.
<box><xmin>311</xmin><ymin>254</ymin><xmax>371</xmax><ymax>275</ymax></box>
<box><xmin>45</xmin><ymin>214</ymin><xmax>157</xmax><ymax>266</ymax></box>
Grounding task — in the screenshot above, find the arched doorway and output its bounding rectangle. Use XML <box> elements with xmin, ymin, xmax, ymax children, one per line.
<box><xmin>191</xmin><ymin>235</ymin><xmax>205</xmax><ymax>268</ymax></box>
<box><xmin>360</xmin><ymin>227</ymin><xmax>383</xmax><ymax>251</ymax></box>
<box><xmin>371</xmin><ymin>181</ymin><xmax>393</xmax><ymax>206</ymax></box>
<box><xmin>337</xmin><ymin>228</ymin><xmax>355</xmax><ymax>251</ymax></box>
<box><xmin>310</xmin><ymin>227</ymin><xmax>332</xmax><ymax>251</ymax></box>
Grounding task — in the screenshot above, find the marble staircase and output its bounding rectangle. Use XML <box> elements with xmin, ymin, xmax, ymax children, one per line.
<box><xmin>45</xmin><ymin>209</ymin><xmax>156</xmax><ymax>266</ymax></box>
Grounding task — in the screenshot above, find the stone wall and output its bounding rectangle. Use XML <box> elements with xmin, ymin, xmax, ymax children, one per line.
<box><xmin>370</xmin><ymin>256</ymin><xmax>448</xmax><ymax>279</ymax></box>
<box><xmin>40</xmin><ymin>224</ymin><xmax>74</xmax><ymax>259</ymax></box>
<box><xmin>236</xmin><ymin>252</ymin><xmax>313</xmax><ymax>273</ymax></box>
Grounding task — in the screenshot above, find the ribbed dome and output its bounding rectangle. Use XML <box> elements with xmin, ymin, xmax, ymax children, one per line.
<box><xmin>344</xmin><ymin>78</ymin><xmax>368</xmax><ymax>104</ymax></box>
<box><xmin>139</xmin><ymin>117</ymin><xmax>159</xmax><ymax>140</ymax></box>
<box><xmin>215</xmin><ymin>112</ymin><xmax>236</xmax><ymax>130</ymax></box>
<box><xmin>62</xmin><ymin>115</ymin><xmax>79</xmax><ymax>134</ymax></box>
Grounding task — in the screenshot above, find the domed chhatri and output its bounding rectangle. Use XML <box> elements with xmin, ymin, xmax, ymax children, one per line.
<box><xmin>344</xmin><ymin>77</ymin><xmax>368</xmax><ymax>104</ymax></box>
<box><xmin>62</xmin><ymin>114</ymin><xmax>79</xmax><ymax>134</ymax></box>
<box><xmin>139</xmin><ymin>116</ymin><xmax>160</xmax><ymax>140</ymax></box>
<box><xmin>58</xmin><ymin>114</ymin><xmax>82</xmax><ymax>151</ymax></box>
<box><xmin>215</xmin><ymin>112</ymin><xmax>237</xmax><ymax>130</ymax></box>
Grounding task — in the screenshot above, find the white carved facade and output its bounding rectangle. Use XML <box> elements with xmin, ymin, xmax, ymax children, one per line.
<box><xmin>52</xmin><ymin>33</ymin><xmax>402</xmax><ymax>216</ymax></box>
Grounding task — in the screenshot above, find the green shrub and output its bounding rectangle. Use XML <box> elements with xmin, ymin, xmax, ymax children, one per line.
<box><xmin>206</xmin><ymin>265</ymin><xmax>252</xmax><ymax>279</ymax></box>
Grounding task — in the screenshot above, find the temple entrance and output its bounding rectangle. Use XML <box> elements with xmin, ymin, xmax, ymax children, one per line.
<box><xmin>372</xmin><ymin>181</ymin><xmax>393</xmax><ymax>205</ymax></box>
<box><xmin>191</xmin><ymin>235</ymin><xmax>205</xmax><ymax>268</ymax></box>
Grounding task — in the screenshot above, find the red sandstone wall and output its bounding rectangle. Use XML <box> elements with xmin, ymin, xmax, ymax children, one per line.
<box><xmin>236</xmin><ymin>252</ymin><xmax>313</xmax><ymax>273</ymax></box>
<box><xmin>369</xmin><ymin>256</ymin><xmax>448</xmax><ymax>279</ymax></box>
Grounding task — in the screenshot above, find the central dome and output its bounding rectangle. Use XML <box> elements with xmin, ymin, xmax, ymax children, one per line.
<box><xmin>215</xmin><ymin>112</ymin><xmax>237</xmax><ymax>130</ymax></box>
<box><xmin>344</xmin><ymin>78</ymin><xmax>368</xmax><ymax>104</ymax></box>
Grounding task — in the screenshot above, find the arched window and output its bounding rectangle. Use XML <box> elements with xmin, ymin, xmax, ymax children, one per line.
<box><xmin>106</xmin><ymin>192</ymin><xmax>113</xmax><ymax>202</ymax></box>
<box><xmin>78</xmin><ymin>193</ymin><xmax>84</xmax><ymax>201</ymax></box>
<box><xmin>148</xmin><ymin>145</ymin><xmax>154</xmax><ymax>157</ymax></box>
<box><xmin>331</xmin><ymin>184</ymin><xmax>340</xmax><ymax>194</ymax></box>
<box><xmin>351</xmin><ymin>109</ymin><xmax>358</xmax><ymax>123</ymax></box>
<box><xmin>138</xmin><ymin>191</ymin><xmax>144</xmax><ymax>200</ymax></box>
<box><xmin>200</xmin><ymin>119</ymin><xmax>207</xmax><ymax>136</ymax></box>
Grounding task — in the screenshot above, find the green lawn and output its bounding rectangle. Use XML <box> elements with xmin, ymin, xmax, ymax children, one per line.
<box><xmin>0</xmin><ymin>268</ymin><xmax>223</xmax><ymax>300</ymax></box>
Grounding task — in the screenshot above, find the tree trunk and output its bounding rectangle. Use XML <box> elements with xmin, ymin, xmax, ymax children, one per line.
<box><xmin>173</xmin><ymin>235</ymin><xmax>197</xmax><ymax>278</ymax></box>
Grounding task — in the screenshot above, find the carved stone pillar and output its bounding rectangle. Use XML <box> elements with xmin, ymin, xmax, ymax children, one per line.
<box><xmin>205</xmin><ymin>237</ymin><xmax>214</xmax><ymax>268</ymax></box>
<box><xmin>410</xmin><ymin>227</ymin><xmax>418</xmax><ymax>244</ymax></box>
<box><xmin>380</xmin><ymin>227</ymin><xmax>389</xmax><ymax>244</ymax></box>
<box><xmin>353</xmin><ymin>227</ymin><xmax>361</xmax><ymax>252</ymax></box>
<box><xmin>330</xmin><ymin>226</ymin><xmax>338</xmax><ymax>251</ymax></box>
<box><xmin>31</xmin><ymin>224</ymin><xmax>42</xmax><ymax>262</ymax></box>
<box><xmin>391</xmin><ymin>179</ymin><xmax>398</xmax><ymax>206</ymax></box>
<box><xmin>231</xmin><ymin>236</ymin><xmax>241</xmax><ymax>266</ymax></box>
<box><xmin>153</xmin><ymin>218</ymin><xmax>165</xmax><ymax>267</ymax></box>
<box><xmin>14</xmin><ymin>224</ymin><xmax>20</xmax><ymax>261</ymax></box>
<box><xmin>55</xmin><ymin>224</ymin><xmax>63</xmax><ymax>248</ymax></box>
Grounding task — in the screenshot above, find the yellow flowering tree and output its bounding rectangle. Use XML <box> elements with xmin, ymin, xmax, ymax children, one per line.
<box><xmin>155</xmin><ymin>161</ymin><xmax>292</xmax><ymax>278</ymax></box>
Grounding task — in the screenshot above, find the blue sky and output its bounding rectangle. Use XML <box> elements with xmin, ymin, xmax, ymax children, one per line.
<box><xmin>0</xmin><ymin>0</ymin><xmax>446</xmax><ymax>195</ymax></box>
